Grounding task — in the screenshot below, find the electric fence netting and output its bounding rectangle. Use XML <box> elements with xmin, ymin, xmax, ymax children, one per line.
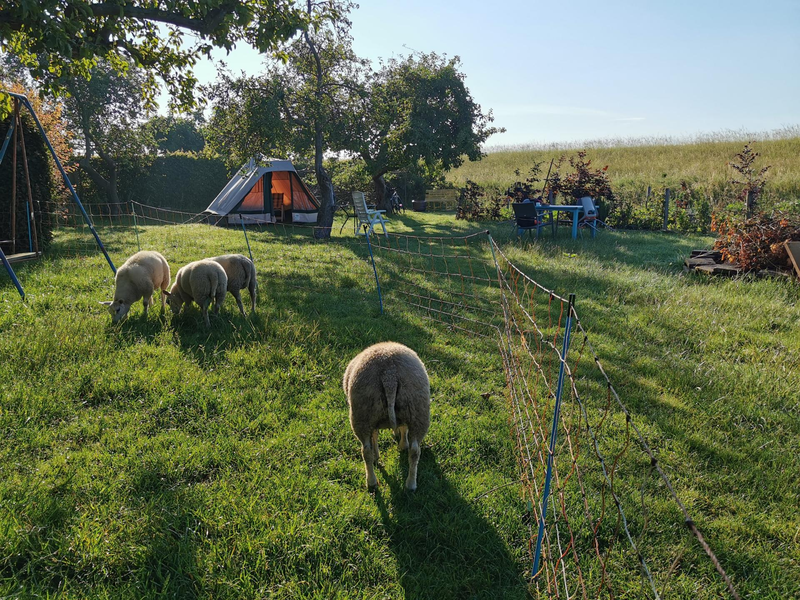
<box><xmin>370</xmin><ymin>231</ymin><xmax>740</xmax><ymax>600</ymax></box>
<box><xmin>42</xmin><ymin>202</ymin><xmax>378</xmax><ymax>307</ymax></box>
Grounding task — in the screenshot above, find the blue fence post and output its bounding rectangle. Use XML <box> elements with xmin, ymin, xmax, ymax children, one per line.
<box><xmin>364</xmin><ymin>227</ymin><xmax>383</xmax><ymax>314</ymax></box>
<box><xmin>532</xmin><ymin>293</ymin><xmax>576</xmax><ymax>578</ymax></box>
<box><xmin>0</xmin><ymin>246</ymin><xmax>25</xmax><ymax>300</ymax></box>
<box><xmin>13</xmin><ymin>94</ymin><xmax>115</xmax><ymax>274</ymax></box>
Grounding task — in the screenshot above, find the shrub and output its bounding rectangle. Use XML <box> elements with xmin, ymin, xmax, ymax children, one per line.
<box><xmin>456</xmin><ymin>180</ymin><xmax>506</xmax><ymax>221</ymax></box>
<box><xmin>712</xmin><ymin>212</ymin><xmax>800</xmax><ymax>271</ymax></box>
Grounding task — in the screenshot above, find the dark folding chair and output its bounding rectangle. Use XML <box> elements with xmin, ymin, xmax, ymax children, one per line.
<box><xmin>512</xmin><ymin>202</ymin><xmax>555</xmax><ymax>239</ymax></box>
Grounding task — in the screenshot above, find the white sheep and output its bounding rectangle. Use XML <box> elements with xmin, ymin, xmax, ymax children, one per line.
<box><xmin>166</xmin><ymin>259</ymin><xmax>228</xmax><ymax>327</ymax></box>
<box><xmin>209</xmin><ymin>254</ymin><xmax>257</xmax><ymax>316</ymax></box>
<box><xmin>343</xmin><ymin>342</ymin><xmax>431</xmax><ymax>491</ymax></box>
<box><xmin>100</xmin><ymin>250</ymin><xmax>171</xmax><ymax>323</ymax></box>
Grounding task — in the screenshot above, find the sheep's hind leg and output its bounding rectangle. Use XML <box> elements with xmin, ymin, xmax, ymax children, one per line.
<box><xmin>371</xmin><ymin>429</ymin><xmax>380</xmax><ymax>465</ymax></box>
<box><xmin>142</xmin><ymin>285</ymin><xmax>154</xmax><ymax>318</ymax></box>
<box><xmin>397</xmin><ymin>425</ymin><xmax>409</xmax><ymax>450</ymax></box>
<box><xmin>201</xmin><ymin>299</ymin><xmax>211</xmax><ymax>328</ymax></box>
<box><xmin>361</xmin><ymin>438</ymin><xmax>378</xmax><ymax>490</ymax></box>
<box><xmin>405</xmin><ymin>440</ymin><xmax>421</xmax><ymax>491</ymax></box>
<box><xmin>233</xmin><ymin>290</ymin><xmax>246</xmax><ymax>316</ymax></box>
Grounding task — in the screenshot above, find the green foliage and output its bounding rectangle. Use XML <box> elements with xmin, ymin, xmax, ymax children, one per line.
<box><xmin>76</xmin><ymin>153</ymin><xmax>228</xmax><ymax>212</ymax></box>
<box><xmin>0</xmin><ymin>113</ymin><xmax>58</xmax><ymax>251</ymax></box>
<box><xmin>61</xmin><ymin>60</ymin><xmax>155</xmax><ymax>205</ymax></box>
<box><xmin>144</xmin><ymin>115</ymin><xmax>206</xmax><ymax>154</ymax></box>
<box><xmin>456</xmin><ymin>180</ymin><xmax>506</xmax><ymax>221</ymax></box>
<box><xmin>348</xmin><ymin>52</ymin><xmax>501</xmax><ymax>207</ymax></box>
<box><xmin>0</xmin><ymin>0</ymin><xmax>308</xmax><ymax>113</ymax></box>
<box><xmin>547</xmin><ymin>151</ymin><xmax>614</xmax><ymax>201</ymax></box>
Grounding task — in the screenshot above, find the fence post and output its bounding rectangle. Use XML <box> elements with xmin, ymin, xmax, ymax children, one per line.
<box><xmin>745</xmin><ymin>190</ymin><xmax>755</xmax><ymax>219</ymax></box>
<box><xmin>364</xmin><ymin>227</ymin><xmax>384</xmax><ymax>315</ymax></box>
<box><xmin>532</xmin><ymin>293</ymin><xmax>576</xmax><ymax>578</ymax></box>
<box><xmin>241</xmin><ymin>219</ymin><xmax>254</xmax><ymax>263</ymax></box>
<box><xmin>645</xmin><ymin>185</ymin><xmax>651</xmax><ymax>209</ymax></box>
<box><xmin>131</xmin><ymin>201</ymin><xmax>141</xmax><ymax>252</ymax></box>
<box><xmin>662</xmin><ymin>188</ymin><xmax>670</xmax><ymax>231</ymax></box>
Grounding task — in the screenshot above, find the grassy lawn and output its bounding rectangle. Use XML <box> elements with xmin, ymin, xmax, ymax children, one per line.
<box><xmin>0</xmin><ymin>209</ymin><xmax>797</xmax><ymax>598</ymax></box>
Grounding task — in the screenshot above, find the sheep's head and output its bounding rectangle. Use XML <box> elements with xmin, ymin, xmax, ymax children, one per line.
<box><xmin>100</xmin><ymin>299</ymin><xmax>131</xmax><ymax>323</ymax></box>
<box><xmin>165</xmin><ymin>288</ymin><xmax>182</xmax><ymax>315</ymax></box>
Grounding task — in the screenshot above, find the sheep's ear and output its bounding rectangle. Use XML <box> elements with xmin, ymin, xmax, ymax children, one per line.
<box><xmin>99</xmin><ymin>301</ymin><xmax>113</xmax><ymax>306</ymax></box>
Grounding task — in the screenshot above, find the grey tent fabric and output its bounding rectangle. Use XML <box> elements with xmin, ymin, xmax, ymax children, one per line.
<box><xmin>205</xmin><ymin>157</ymin><xmax>319</xmax><ymax>224</ymax></box>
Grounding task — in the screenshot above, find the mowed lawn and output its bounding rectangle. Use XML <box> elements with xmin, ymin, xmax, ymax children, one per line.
<box><xmin>0</xmin><ymin>210</ymin><xmax>798</xmax><ymax>598</ymax></box>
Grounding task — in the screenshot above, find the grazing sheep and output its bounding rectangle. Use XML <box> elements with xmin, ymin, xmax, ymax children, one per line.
<box><xmin>209</xmin><ymin>254</ymin><xmax>257</xmax><ymax>316</ymax></box>
<box><xmin>166</xmin><ymin>259</ymin><xmax>228</xmax><ymax>327</ymax></box>
<box><xmin>100</xmin><ymin>250</ymin><xmax>171</xmax><ymax>323</ymax></box>
<box><xmin>343</xmin><ymin>342</ymin><xmax>430</xmax><ymax>491</ymax></box>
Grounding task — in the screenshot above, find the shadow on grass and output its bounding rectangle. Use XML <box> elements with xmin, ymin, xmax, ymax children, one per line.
<box><xmin>373</xmin><ymin>451</ymin><xmax>532</xmax><ymax>600</ymax></box>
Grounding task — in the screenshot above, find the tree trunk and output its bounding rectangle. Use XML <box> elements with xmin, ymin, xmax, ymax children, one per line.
<box><xmin>314</xmin><ymin>164</ymin><xmax>335</xmax><ymax>239</ymax></box>
<box><xmin>373</xmin><ymin>174</ymin><xmax>390</xmax><ymax>213</ymax></box>
<box><xmin>78</xmin><ymin>158</ymin><xmax>120</xmax><ymax>214</ymax></box>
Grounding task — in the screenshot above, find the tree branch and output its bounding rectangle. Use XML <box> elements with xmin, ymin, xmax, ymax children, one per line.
<box><xmin>85</xmin><ymin>2</ymin><xmax>235</xmax><ymax>36</ymax></box>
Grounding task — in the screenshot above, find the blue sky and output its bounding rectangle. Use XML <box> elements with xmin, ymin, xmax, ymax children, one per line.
<box><xmin>189</xmin><ymin>0</ymin><xmax>800</xmax><ymax>147</ymax></box>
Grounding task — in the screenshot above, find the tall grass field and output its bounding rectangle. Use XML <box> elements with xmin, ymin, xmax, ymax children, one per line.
<box><xmin>448</xmin><ymin>133</ymin><xmax>800</xmax><ymax>212</ymax></box>
<box><xmin>0</xmin><ymin>211</ymin><xmax>798</xmax><ymax>598</ymax></box>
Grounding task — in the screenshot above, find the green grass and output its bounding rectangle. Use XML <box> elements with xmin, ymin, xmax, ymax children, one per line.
<box><xmin>1</xmin><ymin>210</ymin><xmax>798</xmax><ymax>598</ymax></box>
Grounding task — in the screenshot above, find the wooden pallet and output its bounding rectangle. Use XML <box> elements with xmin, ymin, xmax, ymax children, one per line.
<box><xmin>5</xmin><ymin>252</ymin><xmax>40</xmax><ymax>264</ymax></box>
<box><xmin>785</xmin><ymin>241</ymin><xmax>800</xmax><ymax>279</ymax></box>
<box><xmin>684</xmin><ymin>250</ymin><xmax>742</xmax><ymax>276</ymax></box>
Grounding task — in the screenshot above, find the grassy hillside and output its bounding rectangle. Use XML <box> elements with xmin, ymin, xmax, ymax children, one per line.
<box><xmin>448</xmin><ymin>134</ymin><xmax>800</xmax><ymax>209</ymax></box>
<box><xmin>0</xmin><ymin>212</ymin><xmax>798</xmax><ymax>598</ymax></box>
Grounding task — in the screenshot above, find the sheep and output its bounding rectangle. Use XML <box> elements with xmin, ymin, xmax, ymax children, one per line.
<box><xmin>100</xmin><ymin>250</ymin><xmax>171</xmax><ymax>323</ymax></box>
<box><xmin>166</xmin><ymin>259</ymin><xmax>228</xmax><ymax>327</ymax></box>
<box><xmin>208</xmin><ymin>254</ymin><xmax>257</xmax><ymax>316</ymax></box>
<box><xmin>343</xmin><ymin>342</ymin><xmax>430</xmax><ymax>491</ymax></box>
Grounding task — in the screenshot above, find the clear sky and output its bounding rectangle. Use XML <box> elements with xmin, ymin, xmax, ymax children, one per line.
<box><xmin>187</xmin><ymin>0</ymin><xmax>800</xmax><ymax>147</ymax></box>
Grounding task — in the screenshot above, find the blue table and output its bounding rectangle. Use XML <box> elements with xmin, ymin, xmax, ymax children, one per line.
<box><xmin>538</xmin><ymin>204</ymin><xmax>594</xmax><ymax>239</ymax></box>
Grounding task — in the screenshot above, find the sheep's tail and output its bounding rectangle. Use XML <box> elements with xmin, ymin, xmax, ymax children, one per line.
<box><xmin>381</xmin><ymin>371</ymin><xmax>398</xmax><ymax>431</ymax></box>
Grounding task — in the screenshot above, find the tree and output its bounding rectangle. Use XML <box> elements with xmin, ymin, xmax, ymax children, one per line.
<box><xmin>62</xmin><ymin>60</ymin><xmax>154</xmax><ymax>210</ymax></box>
<box><xmin>144</xmin><ymin>115</ymin><xmax>206</xmax><ymax>154</ymax></box>
<box><xmin>206</xmin><ymin>0</ymin><xmax>364</xmax><ymax>238</ymax></box>
<box><xmin>0</xmin><ymin>0</ymin><xmax>310</xmax><ymax>113</ymax></box>
<box><xmin>347</xmin><ymin>53</ymin><xmax>501</xmax><ymax>211</ymax></box>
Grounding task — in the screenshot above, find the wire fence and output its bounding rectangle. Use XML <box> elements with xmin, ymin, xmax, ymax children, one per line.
<box><xmin>371</xmin><ymin>230</ymin><xmax>741</xmax><ymax>600</ymax></box>
<box><xmin>19</xmin><ymin>203</ymin><xmax>741</xmax><ymax>598</ymax></box>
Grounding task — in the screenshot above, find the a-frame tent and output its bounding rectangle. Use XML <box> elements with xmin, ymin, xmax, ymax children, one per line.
<box><xmin>205</xmin><ymin>158</ymin><xmax>319</xmax><ymax>225</ymax></box>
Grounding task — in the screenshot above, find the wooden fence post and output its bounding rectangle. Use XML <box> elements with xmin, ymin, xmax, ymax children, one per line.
<box><xmin>645</xmin><ymin>185</ymin><xmax>651</xmax><ymax>208</ymax></box>
<box><xmin>745</xmin><ymin>190</ymin><xmax>755</xmax><ymax>219</ymax></box>
<box><xmin>662</xmin><ymin>188</ymin><xmax>670</xmax><ymax>231</ymax></box>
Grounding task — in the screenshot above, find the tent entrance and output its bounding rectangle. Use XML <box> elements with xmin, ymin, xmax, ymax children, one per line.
<box><xmin>271</xmin><ymin>171</ymin><xmax>293</xmax><ymax>223</ymax></box>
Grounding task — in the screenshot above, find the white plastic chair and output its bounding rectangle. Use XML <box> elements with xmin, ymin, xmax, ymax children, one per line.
<box><xmin>352</xmin><ymin>191</ymin><xmax>389</xmax><ymax>237</ymax></box>
<box><xmin>578</xmin><ymin>196</ymin><xmax>598</xmax><ymax>236</ymax></box>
